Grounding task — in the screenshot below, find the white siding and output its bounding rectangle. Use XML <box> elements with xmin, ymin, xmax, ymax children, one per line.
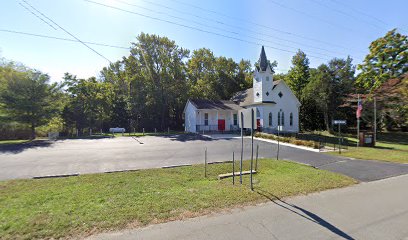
<box><xmin>184</xmin><ymin>101</ymin><xmax>197</xmax><ymax>133</ymax></box>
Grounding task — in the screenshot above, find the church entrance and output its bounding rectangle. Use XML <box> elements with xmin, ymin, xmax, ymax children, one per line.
<box><xmin>218</xmin><ymin>119</ymin><xmax>225</xmax><ymax>131</ymax></box>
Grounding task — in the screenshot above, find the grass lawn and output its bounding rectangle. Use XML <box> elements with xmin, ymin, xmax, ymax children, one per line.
<box><xmin>327</xmin><ymin>132</ymin><xmax>408</xmax><ymax>164</ymax></box>
<box><xmin>0</xmin><ymin>159</ymin><xmax>355</xmax><ymax>239</ymax></box>
<box><xmin>0</xmin><ymin>139</ymin><xmax>31</xmax><ymax>145</ymax></box>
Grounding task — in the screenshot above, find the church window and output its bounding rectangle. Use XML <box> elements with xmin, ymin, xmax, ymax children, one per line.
<box><xmin>268</xmin><ymin>113</ymin><xmax>272</xmax><ymax>126</ymax></box>
<box><xmin>278</xmin><ymin>112</ymin><xmax>281</xmax><ymax>126</ymax></box>
<box><xmin>278</xmin><ymin>91</ymin><xmax>283</xmax><ymax>98</ymax></box>
<box><xmin>204</xmin><ymin>113</ymin><xmax>208</xmax><ymax>126</ymax></box>
<box><xmin>266</xmin><ymin>91</ymin><xmax>269</xmax><ymax>96</ymax></box>
<box><xmin>233</xmin><ymin>114</ymin><xmax>238</xmax><ymax>126</ymax></box>
<box><xmin>266</xmin><ymin>76</ymin><xmax>270</xmax><ymax>81</ymax></box>
<box><xmin>290</xmin><ymin>113</ymin><xmax>293</xmax><ymax>126</ymax></box>
<box><xmin>256</xmin><ymin>92</ymin><xmax>260</xmax><ymax>97</ymax></box>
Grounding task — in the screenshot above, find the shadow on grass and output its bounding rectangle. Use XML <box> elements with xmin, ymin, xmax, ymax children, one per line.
<box><xmin>257</xmin><ymin>189</ymin><xmax>355</xmax><ymax>240</ymax></box>
<box><xmin>0</xmin><ymin>140</ymin><xmax>54</xmax><ymax>154</ymax></box>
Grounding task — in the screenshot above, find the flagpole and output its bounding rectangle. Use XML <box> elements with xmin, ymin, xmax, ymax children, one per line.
<box><xmin>357</xmin><ymin>94</ymin><xmax>360</xmax><ymax>147</ymax></box>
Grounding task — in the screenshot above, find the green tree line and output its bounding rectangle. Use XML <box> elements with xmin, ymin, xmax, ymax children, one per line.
<box><xmin>0</xmin><ymin>30</ymin><xmax>406</xmax><ymax>139</ymax></box>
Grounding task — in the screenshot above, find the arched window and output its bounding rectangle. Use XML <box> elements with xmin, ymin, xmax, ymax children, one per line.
<box><xmin>278</xmin><ymin>112</ymin><xmax>281</xmax><ymax>126</ymax></box>
<box><xmin>268</xmin><ymin>113</ymin><xmax>272</xmax><ymax>126</ymax></box>
<box><xmin>281</xmin><ymin>112</ymin><xmax>285</xmax><ymax>126</ymax></box>
<box><xmin>290</xmin><ymin>113</ymin><xmax>293</xmax><ymax>126</ymax></box>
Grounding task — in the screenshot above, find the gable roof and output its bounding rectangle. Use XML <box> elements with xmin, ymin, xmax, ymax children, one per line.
<box><xmin>231</xmin><ymin>81</ymin><xmax>281</xmax><ymax>106</ymax></box>
<box><xmin>188</xmin><ymin>99</ymin><xmax>243</xmax><ymax>111</ymax></box>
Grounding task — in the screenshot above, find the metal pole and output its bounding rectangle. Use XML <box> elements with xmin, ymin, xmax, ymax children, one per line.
<box><xmin>204</xmin><ymin>147</ymin><xmax>207</xmax><ymax>178</ymax></box>
<box><xmin>255</xmin><ymin>144</ymin><xmax>259</xmax><ymax>171</ymax></box>
<box><xmin>250</xmin><ymin>109</ymin><xmax>254</xmax><ymax>191</ymax></box>
<box><xmin>143</xmin><ymin>128</ymin><xmax>145</xmax><ymax>136</ymax></box>
<box><xmin>374</xmin><ymin>96</ymin><xmax>377</xmax><ymax>143</ymax></box>
<box><xmin>338</xmin><ymin>123</ymin><xmax>341</xmax><ymax>154</ymax></box>
<box><xmin>232</xmin><ymin>152</ymin><xmax>235</xmax><ymax>185</ymax></box>
<box><xmin>357</xmin><ymin>94</ymin><xmax>360</xmax><ymax>147</ymax></box>
<box><xmin>240</xmin><ymin>112</ymin><xmax>244</xmax><ymax>185</ymax></box>
<box><xmin>277</xmin><ymin>125</ymin><xmax>280</xmax><ymax>160</ymax></box>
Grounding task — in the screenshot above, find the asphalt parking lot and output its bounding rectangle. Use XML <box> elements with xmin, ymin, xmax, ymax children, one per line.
<box><xmin>1</xmin><ymin>134</ymin><xmax>407</xmax><ymax>181</ymax></box>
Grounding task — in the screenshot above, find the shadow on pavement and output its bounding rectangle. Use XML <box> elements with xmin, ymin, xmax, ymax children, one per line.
<box><xmin>257</xmin><ymin>190</ymin><xmax>355</xmax><ymax>240</ymax></box>
<box><xmin>158</xmin><ymin>133</ymin><xmax>214</xmax><ymax>142</ymax></box>
<box><xmin>0</xmin><ymin>140</ymin><xmax>54</xmax><ymax>154</ymax></box>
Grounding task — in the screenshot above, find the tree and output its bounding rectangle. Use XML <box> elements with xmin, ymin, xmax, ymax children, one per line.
<box><xmin>356</xmin><ymin>29</ymin><xmax>407</xmax><ymax>92</ymax></box>
<box><xmin>304</xmin><ymin>57</ymin><xmax>355</xmax><ymax>131</ymax></box>
<box><xmin>0</xmin><ymin>68</ymin><xmax>59</xmax><ymax>139</ymax></box>
<box><xmin>286</xmin><ymin>50</ymin><xmax>310</xmax><ymax>99</ymax></box>
<box><xmin>286</xmin><ymin>50</ymin><xmax>310</xmax><ymax>130</ymax></box>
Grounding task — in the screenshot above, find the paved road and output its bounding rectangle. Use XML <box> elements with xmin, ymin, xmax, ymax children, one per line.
<box><xmin>0</xmin><ymin>134</ymin><xmax>407</xmax><ymax>181</ymax></box>
<box><xmin>88</xmin><ymin>174</ymin><xmax>408</xmax><ymax>240</ymax></box>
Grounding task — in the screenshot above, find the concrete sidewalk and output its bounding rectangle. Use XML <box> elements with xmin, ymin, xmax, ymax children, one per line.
<box><xmin>88</xmin><ymin>175</ymin><xmax>408</xmax><ymax>240</ymax></box>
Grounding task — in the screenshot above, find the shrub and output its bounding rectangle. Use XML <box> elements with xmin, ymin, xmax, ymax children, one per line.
<box><xmin>255</xmin><ymin>132</ymin><xmax>319</xmax><ymax>149</ymax></box>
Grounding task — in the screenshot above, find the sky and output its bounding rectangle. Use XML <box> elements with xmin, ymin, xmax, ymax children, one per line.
<box><xmin>0</xmin><ymin>0</ymin><xmax>407</xmax><ymax>83</ymax></box>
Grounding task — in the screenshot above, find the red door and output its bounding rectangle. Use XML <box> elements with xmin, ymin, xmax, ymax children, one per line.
<box><xmin>257</xmin><ymin>119</ymin><xmax>261</xmax><ymax>130</ymax></box>
<box><xmin>218</xmin><ymin>119</ymin><xmax>225</xmax><ymax>131</ymax></box>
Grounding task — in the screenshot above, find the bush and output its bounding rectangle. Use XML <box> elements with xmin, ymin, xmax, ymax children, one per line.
<box><xmin>255</xmin><ymin>132</ymin><xmax>319</xmax><ymax>149</ymax></box>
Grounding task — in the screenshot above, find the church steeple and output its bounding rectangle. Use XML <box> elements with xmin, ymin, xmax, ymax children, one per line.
<box><xmin>253</xmin><ymin>46</ymin><xmax>274</xmax><ymax>103</ymax></box>
<box><xmin>259</xmin><ymin>46</ymin><xmax>268</xmax><ymax>71</ymax></box>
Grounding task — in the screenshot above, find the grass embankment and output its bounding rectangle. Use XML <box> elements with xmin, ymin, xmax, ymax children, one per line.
<box><xmin>0</xmin><ymin>139</ymin><xmax>31</xmax><ymax>145</ymax></box>
<box><xmin>328</xmin><ymin>132</ymin><xmax>408</xmax><ymax>164</ymax></box>
<box><xmin>0</xmin><ymin>159</ymin><xmax>355</xmax><ymax>239</ymax></box>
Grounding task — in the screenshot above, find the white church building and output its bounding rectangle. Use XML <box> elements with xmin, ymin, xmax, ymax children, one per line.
<box><xmin>184</xmin><ymin>46</ymin><xmax>300</xmax><ymax>134</ymax></box>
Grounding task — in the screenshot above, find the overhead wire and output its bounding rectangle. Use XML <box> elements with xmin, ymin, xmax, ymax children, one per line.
<box><xmin>84</xmin><ymin>0</ymin><xmax>331</xmax><ymax>61</ymax></box>
<box><xmin>164</xmin><ymin>0</ymin><xmax>361</xmax><ymax>51</ymax></box>
<box><xmin>21</xmin><ymin>0</ymin><xmax>112</xmax><ymax>63</ymax></box>
<box><xmin>0</xmin><ymin>29</ymin><xmax>130</xmax><ymax>50</ymax></box>
<box><xmin>112</xmin><ymin>0</ymin><xmax>355</xmax><ymax>57</ymax></box>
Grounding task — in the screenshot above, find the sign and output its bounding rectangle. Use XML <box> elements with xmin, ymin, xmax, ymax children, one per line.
<box><xmin>238</xmin><ymin>108</ymin><xmax>257</xmax><ymax>129</ymax></box>
<box><xmin>333</xmin><ymin>120</ymin><xmax>347</xmax><ymax>125</ymax></box>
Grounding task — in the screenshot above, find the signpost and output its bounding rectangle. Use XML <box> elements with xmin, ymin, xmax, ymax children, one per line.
<box><xmin>238</xmin><ymin>108</ymin><xmax>257</xmax><ymax>189</ymax></box>
<box><xmin>277</xmin><ymin>125</ymin><xmax>282</xmax><ymax>160</ymax></box>
<box><xmin>333</xmin><ymin>120</ymin><xmax>347</xmax><ymax>154</ymax></box>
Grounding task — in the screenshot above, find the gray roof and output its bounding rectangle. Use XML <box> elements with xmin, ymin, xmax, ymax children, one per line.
<box><xmin>256</xmin><ymin>46</ymin><xmax>274</xmax><ymax>72</ymax></box>
<box><xmin>259</xmin><ymin>46</ymin><xmax>268</xmax><ymax>71</ymax></box>
<box><xmin>189</xmin><ymin>99</ymin><xmax>243</xmax><ymax>111</ymax></box>
<box><xmin>231</xmin><ymin>81</ymin><xmax>280</xmax><ymax>107</ymax></box>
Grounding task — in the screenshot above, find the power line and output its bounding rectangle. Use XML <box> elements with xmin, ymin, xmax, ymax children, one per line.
<box><xmin>84</xmin><ymin>0</ymin><xmax>330</xmax><ymax>61</ymax></box>
<box><xmin>164</xmin><ymin>0</ymin><xmax>358</xmax><ymax>51</ymax></box>
<box><xmin>21</xmin><ymin>0</ymin><xmax>112</xmax><ymax>63</ymax></box>
<box><xmin>17</xmin><ymin>1</ymin><xmax>57</xmax><ymax>30</ymax></box>
<box><xmin>0</xmin><ymin>29</ymin><xmax>130</xmax><ymax>50</ymax></box>
<box><xmin>307</xmin><ymin>0</ymin><xmax>384</xmax><ymax>30</ymax></box>
<box><xmin>113</xmin><ymin>0</ymin><xmax>355</xmax><ymax>57</ymax></box>
<box><xmin>329</xmin><ymin>0</ymin><xmax>408</xmax><ymax>33</ymax></box>
<box><xmin>329</xmin><ymin>0</ymin><xmax>388</xmax><ymax>26</ymax></box>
